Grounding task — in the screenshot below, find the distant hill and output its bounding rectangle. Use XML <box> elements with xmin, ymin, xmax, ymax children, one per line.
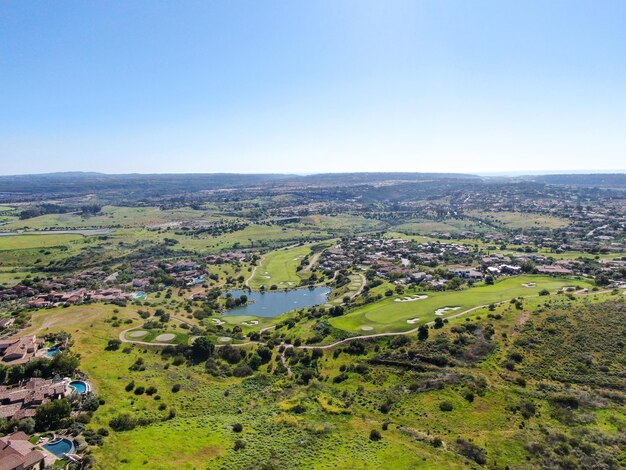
<box><xmin>520</xmin><ymin>173</ymin><xmax>626</xmax><ymax>187</ymax></box>
<box><xmin>0</xmin><ymin>171</ymin><xmax>480</xmax><ymax>195</ymax></box>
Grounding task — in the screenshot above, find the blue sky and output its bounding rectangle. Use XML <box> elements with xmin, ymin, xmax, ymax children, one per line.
<box><xmin>1</xmin><ymin>1</ymin><xmax>625</xmax><ymax>175</ymax></box>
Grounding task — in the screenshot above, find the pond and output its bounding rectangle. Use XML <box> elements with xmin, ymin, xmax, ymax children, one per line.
<box><xmin>224</xmin><ymin>287</ymin><xmax>331</xmax><ymax>318</ymax></box>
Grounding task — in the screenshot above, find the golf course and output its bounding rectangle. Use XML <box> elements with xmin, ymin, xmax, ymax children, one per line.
<box><xmin>331</xmin><ymin>275</ymin><xmax>593</xmax><ymax>333</ymax></box>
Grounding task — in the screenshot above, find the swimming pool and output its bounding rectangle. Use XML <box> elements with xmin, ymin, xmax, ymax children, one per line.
<box><xmin>69</xmin><ymin>380</ymin><xmax>89</xmax><ymax>394</ymax></box>
<box><xmin>46</xmin><ymin>347</ymin><xmax>60</xmax><ymax>357</ymax></box>
<box><xmin>43</xmin><ymin>438</ymin><xmax>75</xmax><ymax>457</ymax></box>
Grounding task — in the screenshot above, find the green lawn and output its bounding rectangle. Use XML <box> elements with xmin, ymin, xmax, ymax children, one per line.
<box><xmin>331</xmin><ymin>275</ymin><xmax>593</xmax><ymax>333</ymax></box>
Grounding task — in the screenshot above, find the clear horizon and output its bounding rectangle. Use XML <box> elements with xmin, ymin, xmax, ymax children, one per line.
<box><xmin>2</xmin><ymin>1</ymin><xmax>626</xmax><ymax>175</ymax></box>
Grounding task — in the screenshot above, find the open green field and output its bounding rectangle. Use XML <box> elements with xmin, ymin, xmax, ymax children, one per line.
<box><xmin>468</xmin><ymin>211</ymin><xmax>570</xmax><ymax>229</ymax></box>
<box><xmin>331</xmin><ymin>275</ymin><xmax>594</xmax><ymax>333</ymax></box>
<box><xmin>174</xmin><ymin>224</ymin><xmax>332</xmax><ymax>253</ymax></box>
<box><xmin>393</xmin><ymin>217</ymin><xmax>493</xmax><ymax>235</ymax></box>
<box><xmin>0</xmin><ymin>270</ymin><xmax>30</xmax><ymax>286</ymax></box>
<box><xmin>248</xmin><ymin>245</ymin><xmax>312</xmax><ymax>290</ymax></box>
<box><xmin>1</xmin><ymin>205</ymin><xmax>211</xmax><ymax>230</ymax></box>
<box><xmin>0</xmin><ymin>233</ymin><xmax>85</xmax><ymax>250</ymax></box>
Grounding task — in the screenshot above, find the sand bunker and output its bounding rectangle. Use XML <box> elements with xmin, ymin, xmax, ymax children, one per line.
<box><xmin>394</xmin><ymin>295</ymin><xmax>428</xmax><ymax>303</ymax></box>
<box><xmin>241</xmin><ymin>320</ymin><xmax>259</xmax><ymax>326</ymax></box>
<box><xmin>128</xmin><ymin>330</ymin><xmax>148</xmax><ymax>338</ymax></box>
<box><xmin>218</xmin><ymin>336</ymin><xmax>232</xmax><ymax>342</ymax></box>
<box><xmin>212</xmin><ymin>318</ymin><xmax>225</xmax><ymax>326</ymax></box>
<box><xmin>155</xmin><ymin>333</ymin><xmax>176</xmax><ymax>342</ymax></box>
<box><xmin>406</xmin><ymin>318</ymin><xmax>420</xmax><ymax>324</ymax></box>
<box><xmin>360</xmin><ymin>326</ymin><xmax>374</xmax><ymax>331</ymax></box>
<box><xmin>435</xmin><ymin>306</ymin><xmax>461</xmax><ymax>316</ymax></box>
<box><xmin>522</xmin><ymin>282</ymin><xmax>536</xmax><ymax>287</ymax></box>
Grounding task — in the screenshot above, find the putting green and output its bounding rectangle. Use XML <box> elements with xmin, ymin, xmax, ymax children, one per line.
<box><xmin>331</xmin><ymin>275</ymin><xmax>593</xmax><ymax>333</ymax></box>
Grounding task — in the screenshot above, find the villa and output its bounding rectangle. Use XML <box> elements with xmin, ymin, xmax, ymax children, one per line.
<box><xmin>0</xmin><ymin>378</ymin><xmax>69</xmax><ymax>421</ymax></box>
<box><xmin>0</xmin><ymin>336</ymin><xmax>43</xmax><ymax>364</ymax></box>
<box><xmin>0</xmin><ymin>432</ymin><xmax>46</xmax><ymax>470</ymax></box>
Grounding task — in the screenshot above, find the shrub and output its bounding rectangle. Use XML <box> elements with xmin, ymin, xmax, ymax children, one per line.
<box><xmin>439</xmin><ymin>401</ymin><xmax>454</xmax><ymax>412</ymax></box>
<box><xmin>232</xmin><ymin>364</ymin><xmax>253</xmax><ymax>377</ymax></box>
<box><xmin>234</xmin><ymin>439</ymin><xmax>246</xmax><ymax>451</ymax></box>
<box><xmin>172</xmin><ymin>384</ymin><xmax>181</xmax><ymax>393</ymax></box>
<box><xmin>369</xmin><ymin>429</ymin><xmax>381</xmax><ymax>441</ymax></box>
<box><xmin>455</xmin><ymin>438</ymin><xmax>487</xmax><ymax>465</ymax></box>
<box><xmin>125</xmin><ymin>381</ymin><xmax>135</xmax><ymax>392</ymax></box>
<box><xmin>134</xmin><ymin>386</ymin><xmax>145</xmax><ymax>395</ymax></box>
<box><xmin>232</xmin><ymin>423</ymin><xmax>243</xmax><ymax>433</ymax></box>
<box><xmin>146</xmin><ymin>386</ymin><xmax>157</xmax><ymax>395</ymax></box>
<box><xmin>106</xmin><ymin>339</ymin><xmax>121</xmax><ymax>351</ymax></box>
<box><xmin>109</xmin><ymin>414</ymin><xmax>137</xmax><ymax>432</ymax></box>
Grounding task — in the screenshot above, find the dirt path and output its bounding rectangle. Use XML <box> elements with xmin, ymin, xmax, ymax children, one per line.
<box><xmin>245</xmin><ymin>254</ymin><xmax>265</xmax><ymax>288</ymax></box>
<box><xmin>301</xmin><ymin>252</ymin><xmax>321</xmax><ymax>273</ymax></box>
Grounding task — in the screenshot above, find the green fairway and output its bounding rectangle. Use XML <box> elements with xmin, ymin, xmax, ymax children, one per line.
<box><xmin>331</xmin><ymin>275</ymin><xmax>594</xmax><ymax>333</ymax></box>
<box><xmin>248</xmin><ymin>245</ymin><xmax>312</xmax><ymax>290</ymax></box>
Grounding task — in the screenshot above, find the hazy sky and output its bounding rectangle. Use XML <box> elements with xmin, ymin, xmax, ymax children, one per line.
<box><xmin>1</xmin><ymin>1</ymin><xmax>625</xmax><ymax>175</ymax></box>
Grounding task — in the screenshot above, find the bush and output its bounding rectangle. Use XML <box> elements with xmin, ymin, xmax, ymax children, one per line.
<box><xmin>106</xmin><ymin>339</ymin><xmax>121</xmax><ymax>351</ymax></box>
<box><xmin>232</xmin><ymin>364</ymin><xmax>253</xmax><ymax>377</ymax></box>
<box><xmin>369</xmin><ymin>429</ymin><xmax>381</xmax><ymax>441</ymax></box>
<box><xmin>134</xmin><ymin>386</ymin><xmax>145</xmax><ymax>395</ymax></box>
<box><xmin>172</xmin><ymin>384</ymin><xmax>181</xmax><ymax>393</ymax></box>
<box><xmin>109</xmin><ymin>414</ymin><xmax>137</xmax><ymax>432</ymax></box>
<box><xmin>232</xmin><ymin>423</ymin><xmax>243</xmax><ymax>433</ymax></box>
<box><xmin>125</xmin><ymin>381</ymin><xmax>135</xmax><ymax>392</ymax></box>
<box><xmin>234</xmin><ymin>439</ymin><xmax>246</xmax><ymax>451</ymax></box>
<box><xmin>455</xmin><ymin>438</ymin><xmax>487</xmax><ymax>465</ymax></box>
<box><xmin>146</xmin><ymin>386</ymin><xmax>158</xmax><ymax>395</ymax></box>
<box><xmin>439</xmin><ymin>401</ymin><xmax>454</xmax><ymax>412</ymax></box>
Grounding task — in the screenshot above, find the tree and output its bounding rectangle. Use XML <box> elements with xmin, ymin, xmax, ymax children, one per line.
<box><xmin>417</xmin><ymin>325</ymin><xmax>429</xmax><ymax>341</ymax></box>
<box><xmin>191</xmin><ymin>337</ymin><xmax>215</xmax><ymax>362</ymax></box>
<box><xmin>35</xmin><ymin>398</ymin><xmax>71</xmax><ymax>431</ymax></box>
<box><xmin>485</xmin><ymin>275</ymin><xmax>494</xmax><ymax>285</ymax></box>
<box><xmin>369</xmin><ymin>429</ymin><xmax>382</xmax><ymax>441</ymax></box>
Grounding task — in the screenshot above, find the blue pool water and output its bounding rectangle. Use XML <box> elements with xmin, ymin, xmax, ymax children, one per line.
<box><xmin>43</xmin><ymin>438</ymin><xmax>75</xmax><ymax>457</ymax></box>
<box><xmin>193</xmin><ymin>277</ymin><xmax>204</xmax><ymax>284</ymax></box>
<box><xmin>134</xmin><ymin>291</ymin><xmax>146</xmax><ymax>299</ymax></box>
<box><xmin>46</xmin><ymin>347</ymin><xmax>60</xmax><ymax>357</ymax></box>
<box><xmin>69</xmin><ymin>380</ymin><xmax>88</xmax><ymax>394</ymax></box>
<box><xmin>224</xmin><ymin>287</ymin><xmax>331</xmax><ymax>318</ymax></box>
